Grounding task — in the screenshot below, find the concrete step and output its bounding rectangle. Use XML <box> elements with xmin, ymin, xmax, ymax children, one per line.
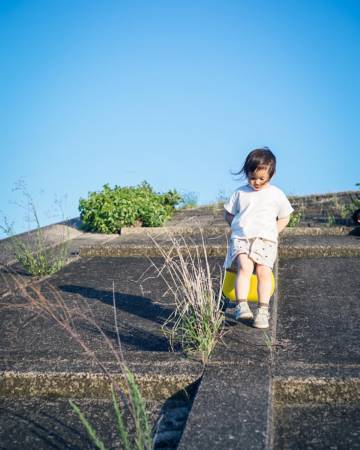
<box><xmin>178</xmin><ymin>249</ymin><xmax>360</xmax><ymax>448</ymax></box>
<box><xmin>0</xmin><ymin>394</ymin><xmax>195</xmax><ymax>450</ymax></box>
<box><xmin>2</xmin><ymin>231</ymin><xmax>360</xmax><ymax>449</ymax></box>
<box><xmin>273</xmin><ymin>403</ymin><xmax>360</xmax><ymax>450</ymax></box>
<box><xmin>76</xmin><ymin>231</ymin><xmax>360</xmax><ymax>258</ymax></box>
<box><xmin>0</xmin><ymin>256</ymin><xmax>205</xmax><ymax>448</ymax></box>
<box><xmin>0</xmin><ymin>256</ymin><xmax>204</xmax><ymax>378</ymax></box>
<box><xmin>269</xmin><ymin>256</ymin><xmax>360</xmax><ymax>449</ymax></box>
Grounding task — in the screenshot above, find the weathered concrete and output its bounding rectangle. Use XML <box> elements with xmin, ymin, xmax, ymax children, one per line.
<box><xmin>0</xmin><ymin>219</ymin><xmax>84</xmax><ymax>266</ymax></box>
<box><xmin>0</xmin><ymin>256</ymin><xmax>204</xmax><ymax>378</ymax></box>
<box><xmin>2</xmin><ymin>201</ymin><xmax>357</xmax><ymax>265</ymax></box>
<box><xmin>1</xmin><ymin>197</ymin><xmax>360</xmax><ymax>449</ymax></box>
<box><xmin>0</xmin><ymin>397</ymin><xmax>127</xmax><ymax>449</ymax></box>
<box><xmin>0</xmin><ymin>395</ymin><xmax>194</xmax><ymax>450</ymax></box>
<box><xmin>179</xmin><ymin>249</ymin><xmax>360</xmax><ymax>448</ymax></box>
<box><xmin>0</xmin><ymin>256</ymin><xmax>204</xmax><ymax>448</ymax></box>
<box><xmin>76</xmin><ymin>232</ymin><xmax>360</xmax><ymax>259</ymax></box>
<box><xmin>178</xmin><ymin>261</ymin><xmax>278</xmax><ymax>450</ymax></box>
<box><xmin>0</xmin><ymin>369</ymin><xmax>198</xmax><ymax>402</ymax></box>
<box><xmin>275</xmin><ymin>257</ymin><xmax>360</xmax><ymax>376</ymax></box>
<box><xmin>289</xmin><ymin>190</ymin><xmax>360</xmax><ymax>227</ymax></box>
<box><xmin>273</xmin><ymin>404</ymin><xmax>360</xmax><ymax>450</ymax></box>
<box><xmin>265</xmin><ymin>256</ymin><xmax>360</xmax><ymax>450</ymax></box>
<box><xmin>178</xmin><ymin>364</ymin><xmax>271</xmax><ymax>449</ymax></box>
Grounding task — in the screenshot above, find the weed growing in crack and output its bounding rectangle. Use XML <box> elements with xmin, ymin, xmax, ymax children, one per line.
<box><xmin>142</xmin><ymin>229</ymin><xmax>225</xmax><ymax>365</ymax></box>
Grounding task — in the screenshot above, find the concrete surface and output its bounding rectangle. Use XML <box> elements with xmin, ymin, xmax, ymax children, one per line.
<box><xmin>178</xmin><ymin>248</ymin><xmax>360</xmax><ymax>449</ymax></box>
<box><xmin>1</xmin><ymin>199</ymin><xmax>360</xmax><ymax>449</ymax></box>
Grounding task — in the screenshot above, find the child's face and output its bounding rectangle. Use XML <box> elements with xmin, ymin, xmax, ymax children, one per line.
<box><xmin>248</xmin><ymin>168</ymin><xmax>271</xmax><ymax>191</ymax></box>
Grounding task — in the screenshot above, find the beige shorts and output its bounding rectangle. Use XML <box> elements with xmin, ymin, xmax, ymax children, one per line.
<box><xmin>224</xmin><ymin>236</ymin><xmax>278</xmax><ymax>270</ymax></box>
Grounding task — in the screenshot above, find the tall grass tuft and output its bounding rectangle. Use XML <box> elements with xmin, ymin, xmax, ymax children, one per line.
<box><xmin>1</xmin><ymin>188</ymin><xmax>68</xmax><ymax>277</ymax></box>
<box><xmin>144</xmin><ymin>229</ymin><xmax>225</xmax><ymax>364</ymax></box>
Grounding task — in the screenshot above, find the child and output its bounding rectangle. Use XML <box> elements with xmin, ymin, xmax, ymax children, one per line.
<box><xmin>223</xmin><ymin>147</ymin><xmax>294</xmax><ymax>329</ymax></box>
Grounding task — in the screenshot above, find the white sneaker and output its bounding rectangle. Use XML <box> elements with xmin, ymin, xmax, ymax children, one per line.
<box><xmin>253</xmin><ymin>308</ymin><xmax>270</xmax><ymax>329</ymax></box>
<box><xmin>234</xmin><ymin>302</ymin><xmax>253</xmax><ymax>320</ymax></box>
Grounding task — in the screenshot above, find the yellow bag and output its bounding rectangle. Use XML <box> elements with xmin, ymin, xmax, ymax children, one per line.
<box><xmin>222</xmin><ymin>269</ymin><xmax>275</xmax><ymax>303</ymax></box>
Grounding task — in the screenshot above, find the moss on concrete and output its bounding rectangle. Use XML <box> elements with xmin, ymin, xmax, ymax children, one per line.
<box><xmin>274</xmin><ymin>377</ymin><xmax>360</xmax><ymax>405</ymax></box>
<box><xmin>0</xmin><ymin>371</ymin><xmax>200</xmax><ymax>401</ymax></box>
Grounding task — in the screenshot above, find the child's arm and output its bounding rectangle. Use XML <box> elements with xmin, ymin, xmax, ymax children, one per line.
<box><xmin>277</xmin><ymin>215</ymin><xmax>291</xmax><ymax>233</ymax></box>
<box><xmin>224</xmin><ymin>211</ymin><xmax>234</xmax><ymax>226</ymax></box>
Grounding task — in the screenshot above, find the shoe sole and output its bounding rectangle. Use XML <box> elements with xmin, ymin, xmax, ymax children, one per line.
<box><xmin>252</xmin><ymin>320</ymin><xmax>269</xmax><ymax>328</ymax></box>
<box><xmin>235</xmin><ymin>313</ymin><xmax>254</xmax><ymax>320</ymax></box>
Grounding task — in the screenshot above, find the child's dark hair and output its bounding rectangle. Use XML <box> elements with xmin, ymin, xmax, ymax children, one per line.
<box><xmin>352</xmin><ymin>208</ymin><xmax>360</xmax><ymax>225</ymax></box>
<box><xmin>232</xmin><ymin>147</ymin><xmax>276</xmax><ymax>179</ymax></box>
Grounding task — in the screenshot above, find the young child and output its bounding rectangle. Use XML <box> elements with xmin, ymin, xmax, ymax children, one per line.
<box><xmin>223</xmin><ymin>147</ymin><xmax>294</xmax><ymax>329</ymax></box>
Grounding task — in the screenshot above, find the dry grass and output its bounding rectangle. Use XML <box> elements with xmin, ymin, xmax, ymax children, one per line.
<box><xmin>141</xmin><ymin>228</ymin><xmax>226</xmax><ymax>365</ymax></box>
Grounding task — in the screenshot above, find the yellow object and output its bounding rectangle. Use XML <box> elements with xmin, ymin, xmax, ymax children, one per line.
<box><xmin>222</xmin><ymin>269</ymin><xmax>275</xmax><ymax>303</ymax></box>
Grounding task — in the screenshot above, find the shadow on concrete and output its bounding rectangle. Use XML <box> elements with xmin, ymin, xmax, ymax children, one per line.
<box><xmin>0</xmin><ymin>405</ymin><xmax>89</xmax><ymax>450</ymax></box>
<box><xmin>58</xmin><ymin>285</ymin><xmax>174</xmax><ymax>326</ymax></box>
<box><xmin>153</xmin><ymin>377</ymin><xmax>202</xmax><ymax>449</ymax></box>
<box><xmin>227</xmin><ymin>317</ymin><xmax>254</xmax><ymax>328</ymax></box>
<box><xmin>79</xmin><ymin>319</ymin><xmax>171</xmax><ymax>352</ymax></box>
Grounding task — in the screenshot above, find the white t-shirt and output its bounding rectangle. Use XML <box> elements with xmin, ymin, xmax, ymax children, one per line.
<box><xmin>224</xmin><ymin>183</ymin><xmax>294</xmax><ymax>243</ymax></box>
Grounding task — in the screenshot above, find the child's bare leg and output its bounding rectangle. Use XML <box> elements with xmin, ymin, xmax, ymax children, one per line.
<box><xmin>235</xmin><ymin>254</ymin><xmax>254</xmax><ymax>303</ymax></box>
<box><xmin>255</xmin><ymin>264</ymin><xmax>273</xmax><ymax>307</ymax></box>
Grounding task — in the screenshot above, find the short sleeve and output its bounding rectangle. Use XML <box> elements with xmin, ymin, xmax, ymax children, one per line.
<box><xmin>277</xmin><ymin>192</ymin><xmax>294</xmax><ymax>219</ymax></box>
<box><xmin>224</xmin><ymin>191</ymin><xmax>239</xmax><ymax>215</ymax></box>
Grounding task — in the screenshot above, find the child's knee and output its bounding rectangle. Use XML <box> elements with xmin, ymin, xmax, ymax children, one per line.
<box><xmin>236</xmin><ymin>254</ymin><xmax>254</xmax><ymax>274</ymax></box>
<box><xmin>255</xmin><ymin>264</ymin><xmax>272</xmax><ymax>278</ymax></box>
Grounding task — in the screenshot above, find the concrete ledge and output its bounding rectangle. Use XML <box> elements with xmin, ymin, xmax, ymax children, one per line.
<box><xmin>120</xmin><ymin>225</ymin><xmax>228</xmax><ymax>236</ymax></box>
<box><xmin>79</xmin><ymin>243</ymin><xmax>226</xmax><ymax>258</ymax></box>
<box><xmin>2</xmin><ymin>216</ymin><xmax>358</xmax><ymax>267</ymax></box>
<box><xmin>0</xmin><ymin>370</ymin><xmax>200</xmax><ymax>401</ymax></box>
<box><xmin>178</xmin><ymin>364</ymin><xmax>271</xmax><ymax>450</ymax></box>
<box><xmin>79</xmin><ymin>240</ymin><xmax>360</xmax><ymax>258</ymax></box>
<box><xmin>279</xmin><ymin>244</ymin><xmax>360</xmax><ymax>258</ymax></box>
<box><xmin>0</xmin><ymin>219</ymin><xmax>84</xmax><ymax>266</ymax></box>
<box><xmin>120</xmin><ymin>225</ymin><xmax>356</xmax><ymax>237</ymax></box>
<box><xmin>282</xmin><ymin>226</ymin><xmax>358</xmax><ymax>236</ymax></box>
<box><xmin>274</xmin><ymin>377</ymin><xmax>360</xmax><ymax>405</ymax></box>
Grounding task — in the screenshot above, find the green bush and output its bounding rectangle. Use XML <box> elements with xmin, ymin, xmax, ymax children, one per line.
<box><xmin>79</xmin><ymin>181</ymin><xmax>182</xmax><ymax>233</ymax></box>
<box><xmin>287</xmin><ymin>210</ymin><xmax>302</xmax><ymax>227</ymax></box>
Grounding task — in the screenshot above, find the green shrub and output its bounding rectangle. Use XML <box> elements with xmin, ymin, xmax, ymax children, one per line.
<box><xmin>79</xmin><ymin>181</ymin><xmax>182</xmax><ymax>233</ymax></box>
<box><xmin>287</xmin><ymin>211</ymin><xmax>302</xmax><ymax>227</ymax></box>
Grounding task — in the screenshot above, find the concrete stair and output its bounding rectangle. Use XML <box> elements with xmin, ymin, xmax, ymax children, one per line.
<box><xmin>1</xmin><ymin>202</ymin><xmax>360</xmax><ymax>449</ymax></box>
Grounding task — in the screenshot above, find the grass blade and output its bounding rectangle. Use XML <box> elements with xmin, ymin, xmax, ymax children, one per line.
<box><xmin>69</xmin><ymin>400</ymin><xmax>107</xmax><ymax>450</ymax></box>
<box><xmin>111</xmin><ymin>384</ymin><xmax>131</xmax><ymax>450</ymax></box>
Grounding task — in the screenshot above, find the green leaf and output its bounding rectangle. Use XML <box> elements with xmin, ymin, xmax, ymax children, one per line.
<box><xmin>69</xmin><ymin>400</ymin><xmax>107</xmax><ymax>450</ymax></box>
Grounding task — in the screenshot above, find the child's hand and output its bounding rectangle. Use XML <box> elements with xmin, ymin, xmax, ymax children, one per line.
<box><xmin>277</xmin><ymin>215</ymin><xmax>291</xmax><ymax>233</ymax></box>
<box><xmin>224</xmin><ymin>211</ymin><xmax>234</xmax><ymax>226</ymax></box>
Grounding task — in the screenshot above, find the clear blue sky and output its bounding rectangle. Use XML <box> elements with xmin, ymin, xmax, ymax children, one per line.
<box><xmin>1</xmin><ymin>0</ymin><xmax>359</xmax><ymax>237</ymax></box>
